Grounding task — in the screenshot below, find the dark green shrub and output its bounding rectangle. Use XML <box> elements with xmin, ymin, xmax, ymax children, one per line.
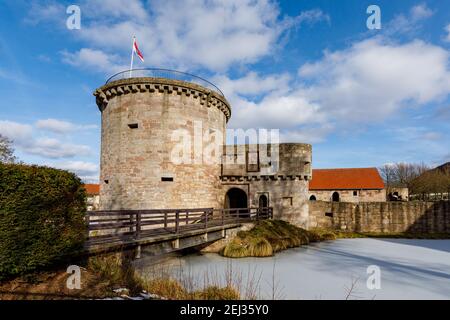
<box><xmin>0</xmin><ymin>163</ymin><xmax>87</xmax><ymax>280</ymax></box>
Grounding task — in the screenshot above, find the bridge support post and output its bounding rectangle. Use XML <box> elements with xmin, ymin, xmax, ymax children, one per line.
<box><xmin>135</xmin><ymin>245</ymin><xmax>141</xmax><ymax>259</ymax></box>
<box><xmin>172</xmin><ymin>238</ymin><xmax>180</xmax><ymax>249</ymax></box>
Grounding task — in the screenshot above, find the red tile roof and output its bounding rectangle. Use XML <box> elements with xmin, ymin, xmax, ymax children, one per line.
<box><xmin>309</xmin><ymin>168</ymin><xmax>385</xmax><ymax>190</ymax></box>
<box><xmin>83</xmin><ymin>184</ymin><xmax>100</xmax><ymax>195</ymax></box>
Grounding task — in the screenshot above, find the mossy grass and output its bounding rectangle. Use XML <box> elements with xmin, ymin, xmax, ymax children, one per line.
<box><xmin>220</xmin><ymin>220</ymin><xmax>310</xmax><ymax>258</ymax></box>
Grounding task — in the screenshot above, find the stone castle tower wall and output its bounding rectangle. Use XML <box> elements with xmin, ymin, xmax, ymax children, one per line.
<box><xmin>94</xmin><ymin>78</ymin><xmax>231</xmax><ymax>210</ymax></box>
<box><xmin>221</xmin><ymin>143</ymin><xmax>312</xmax><ymax>228</ymax></box>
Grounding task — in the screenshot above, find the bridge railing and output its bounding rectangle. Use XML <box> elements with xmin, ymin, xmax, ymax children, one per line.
<box><xmin>86</xmin><ymin>207</ymin><xmax>272</xmax><ymax>246</ymax></box>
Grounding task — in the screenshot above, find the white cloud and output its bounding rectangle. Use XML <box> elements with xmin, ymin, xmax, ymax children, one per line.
<box><xmin>214</xmin><ymin>72</ymin><xmax>325</xmax><ymax>130</ymax></box>
<box><xmin>385</xmin><ymin>3</ymin><xmax>434</xmax><ymax>35</ymax></box>
<box><xmin>82</xmin><ymin>0</ymin><xmax>149</xmax><ymax>21</ymax></box>
<box><xmin>444</xmin><ymin>24</ymin><xmax>450</xmax><ymax>42</ymax></box>
<box><xmin>0</xmin><ymin>120</ymin><xmax>93</xmax><ymax>159</ymax></box>
<box><xmin>295</xmin><ymin>9</ymin><xmax>330</xmax><ymax>26</ymax></box>
<box><xmin>24</xmin><ymin>1</ymin><xmax>66</xmax><ymax>26</ymax></box>
<box><xmin>421</xmin><ymin>131</ymin><xmax>442</xmax><ymax>141</ymax></box>
<box><xmin>36</xmin><ymin>119</ymin><xmax>97</xmax><ymax>134</ymax></box>
<box><xmin>24</xmin><ymin>138</ymin><xmax>91</xmax><ymax>159</ymax></box>
<box><xmin>214</xmin><ymin>72</ymin><xmax>291</xmax><ymax>97</ymax></box>
<box><xmin>298</xmin><ymin>38</ymin><xmax>450</xmax><ymax>122</ymax></box>
<box><xmin>78</xmin><ymin>0</ymin><xmax>283</xmax><ymax>71</ymax></box>
<box><xmin>280</xmin><ymin>125</ymin><xmax>334</xmax><ymax>144</ymax></box>
<box><xmin>36</xmin><ymin>119</ymin><xmax>75</xmax><ymax>133</ymax></box>
<box><xmin>61</xmin><ymin>48</ymin><xmax>125</xmax><ymax>74</ymax></box>
<box><xmin>0</xmin><ymin>120</ymin><xmax>33</xmax><ymax>144</ymax></box>
<box><xmin>410</xmin><ymin>3</ymin><xmax>434</xmax><ymax>20</ymax></box>
<box><xmin>55</xmin><ymin>1</ymin><xmax>330</xmax><ymax>72</ymax></box>
<box><xmin>393</xmin><ymin>127</ymin><xmax>443</xmax><ymax>143</ymax></box>
<box><xmin>221</xmin><ymin>36</ymin><xmax>450</xmax><ymax>144</ymax></box>
<box><xmin>47</xmin><ymin>161</ymin><xmax>99</xmax><ymax>183</ymax></box>
<box><xmin>0</xmin><ymin>69</ymin><xmax>35</xmax><ymax>86</ymax></box>
<box><xmin>51</xmin><ymin>160</ymin><xmax>98</xmax><ymax>175</ymax></box>
<box><xmin>228</xmin><ymin>91</ymin><xmax>323</xmax><ymax>129</ymax></box>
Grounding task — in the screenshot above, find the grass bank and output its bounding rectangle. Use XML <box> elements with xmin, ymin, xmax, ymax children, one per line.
<box><xmin>0</xmin><ymin>253</ymin><xmax>241</xmax><ymax>300</ymax></box>
<box><xmin>87</xmin><ymin>253</ymin><xmax>241</xmax><ymax>300</ymax></box>
<box><xmin>220</xmin><ymin>220</ymin><xmax>312</xmax><ymax>258</ymax></box>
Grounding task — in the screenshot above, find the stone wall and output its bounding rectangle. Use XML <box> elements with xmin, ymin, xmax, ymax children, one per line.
<box><xmin>87</xmin><ymin>194</ymin><xmax>100</xmax><ymax>211</ymax></box>
<box><xmin>222</xmin><ymin>143</ymin><xmax>312</xmax><ymax>178</ymax></box>
<box><xmin>95</xmin><ymin>78</ymin><xmax>230</xmax><ymax>210</ymax></box>
<box><xmin>309</xmin><ymin>189</ymin><xmax>386</xmax><ymax>203</ymax></box>
<box><xmin>94</xmin><ymin>77</ymin><xmax>312</xmax><ymax>227</ymax></box>
<box><xmin>309</xmin><ymin>200</ymin><xmax>450</xmax><ymax>233</ymax></box>
<box><xmin>221</xmin><ymin>178</ymin><xmax>310</xmax><ymax>227</ymax></box>
<box><xmin>221</xmin><ymin>143</ymin><xmax>312</xmax><ymax>228</ymax></box>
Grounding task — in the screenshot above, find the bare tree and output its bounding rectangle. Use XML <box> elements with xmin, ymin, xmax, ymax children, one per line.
<box><xmin>0</xmin><ymin>134</ymin><xmax>16</xmax><ymax>163</ymax></box>
<box><xmin>393</xmin><ymin>162</ymin><xmax>429</xmax><ymax>187</ymax></box>
<box><xmin>379</xmin><ymin>162</ymin><xmax>430</xmax><ymax>189</ymax></box>
<box><xmin>379</xmin><ymin>164</ymin><xmax>395</xmax><ymax>186</ymax></box>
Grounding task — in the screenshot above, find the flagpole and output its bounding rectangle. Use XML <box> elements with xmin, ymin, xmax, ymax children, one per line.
<box><xmin>129</xmin><ymin>36</ymin><xmax>135</xmax><ymax>78</ymax></box>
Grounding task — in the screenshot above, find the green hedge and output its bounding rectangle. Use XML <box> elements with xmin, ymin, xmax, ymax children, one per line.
<box><xmin>0</xmin><ymin>163</ymin><xmax>87</xmax><ymax>280</ymax></box>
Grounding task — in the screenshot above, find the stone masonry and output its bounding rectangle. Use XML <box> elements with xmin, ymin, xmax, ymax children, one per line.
<box><xmin>95</xmin><ymin>78</ymin><xmax>229</xmax><ymax>210</ymax></box>
<box><xmin>309</xmin><ymin>189</ymin><xmax>386</xmax><ymax>203</ymax></box>
<box><xmin>94</xmin><ymin>77</ymin><xmax>312</xmax><ymax>227</ymax></box>
<box><xmin>309</xmin><ymin>200</ymin><xmax>450</xmax><ymax>233</ymax></box>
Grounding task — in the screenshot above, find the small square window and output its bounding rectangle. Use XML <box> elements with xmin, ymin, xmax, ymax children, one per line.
<box><xmin>353</xmin><ymin>191</ymin><xmax>358</xmax><ymax>196</ymax></box>
<box><xmin>282</xmin><ymin>197</ymin><xmax>293</xmax><ymax>206</ymax></box>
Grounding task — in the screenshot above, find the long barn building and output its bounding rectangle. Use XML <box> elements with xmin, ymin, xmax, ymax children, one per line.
<box><xmin>308</xmin><ymin>168</ymin><xmax>386</xmax><ymax>203</ymax></box>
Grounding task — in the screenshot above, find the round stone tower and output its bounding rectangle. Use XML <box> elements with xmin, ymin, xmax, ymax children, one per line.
<box><xmin>94</xmin><ymin>72</ymin><xmax>231</xmax><ymax>210</ymax></box>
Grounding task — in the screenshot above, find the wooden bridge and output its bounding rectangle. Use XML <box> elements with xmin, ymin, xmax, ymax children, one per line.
<box><xmin>86</xmin><ymin>207</ymin><xmax>272</xmax><ymax>256</ymax></box>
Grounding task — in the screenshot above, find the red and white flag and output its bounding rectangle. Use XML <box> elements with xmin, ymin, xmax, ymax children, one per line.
<box><xmin>133</xmin><ymin>37</ymin><xmax>144</xmax><ymax>62</ymax></box>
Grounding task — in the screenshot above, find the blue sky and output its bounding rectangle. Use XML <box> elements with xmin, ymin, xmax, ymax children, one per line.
<box><xmin>0</xmin><ymin>0</ymin><xmax>449</xmax><ymax>182</ymax></box>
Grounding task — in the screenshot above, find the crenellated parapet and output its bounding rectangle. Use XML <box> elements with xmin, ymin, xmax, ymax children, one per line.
<box><xmin>94</xmin><ymin>77</ymin><xmax>231</xmax><ymax>122</ymax></box>
<box><xmin>221</xmin><ymin>175</ymin><xmax>311</xmax><ymax>182</ymax></box>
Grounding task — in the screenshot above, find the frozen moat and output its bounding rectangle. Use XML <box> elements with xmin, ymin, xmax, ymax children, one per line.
<box><xmin>135</xmin><ymin>238</ymin><xmax>450</xmax><ymax>300</ymax></box>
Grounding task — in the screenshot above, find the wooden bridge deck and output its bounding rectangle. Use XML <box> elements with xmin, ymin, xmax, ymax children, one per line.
<box><xmin>86</xmin><ymin>207</ymin><xmax>272</xmax><ymax>254</ymax></box>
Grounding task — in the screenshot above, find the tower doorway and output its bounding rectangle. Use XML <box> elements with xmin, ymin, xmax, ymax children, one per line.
<box><xmin>225</xmin><ymin>188</ymin><xmax>248</xmax><ymax>217</ymax></box>
<box><xmin>258</xmin><ymin>194</ymin><xmax>268</xmax><ymax>208</ymax></box>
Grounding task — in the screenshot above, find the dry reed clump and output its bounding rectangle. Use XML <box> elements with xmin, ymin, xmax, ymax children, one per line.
<box><xmin>88</xmin><ymin>253</ymin><xmax>242</xmax><ymax>300</ymax></box>
<box><xmin>307</xmin><ymin>229</ymin><xmax>338</xmax><ymax>242</ymax></box>
<box><xmin>220</xmin><ymin>220</ymin><xmax>310</xmax><ymax>258</ymax></box>
<box><xmin>87</xmin><ymin>252</ymin><xmax>144</xmax><ymax>295</ymax></box>
<box><xmin>192</xmin><ymin>285</ymin><xmax>240</xmax><ymax>300</ymax></box>
<box><xmin>142</xmin><ymin>277</ymin><xmax>240</xmax><ymax>300</ymax></box>
<box><xmin>144</xmin><ymin>277</ymin><xmax>187</xmax><ymax>299</ymax></box>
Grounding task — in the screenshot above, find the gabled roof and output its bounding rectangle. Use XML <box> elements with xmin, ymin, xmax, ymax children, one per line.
<box><xmin>309</xmin><ymin>168</ymin><xmax>385</xmax><ymax>190</ymax></box>
<box><xmin>83</xmin><ymin>184</ymin><xmax>100</xmax><ymax>195</ymax></box>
